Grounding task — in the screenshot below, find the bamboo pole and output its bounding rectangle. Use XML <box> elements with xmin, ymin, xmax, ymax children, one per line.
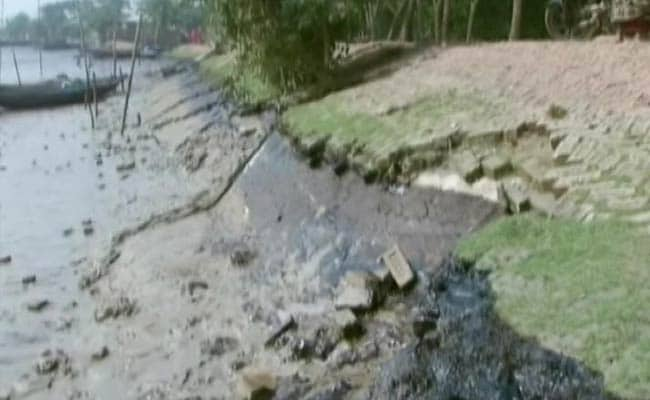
<box><xmin>37</xmin><ymin>0</ymin><xmax>43</xmax><ymax>78</ymax></box>
<box><xmin>466</xmin><ymin>0</ymin><xmax>479</xmax><ymax>43</ymax></box>
<box><xmin>93</xmin><ymin>71</ymin><xmax>98</xmax><ymax>117</ymax></box>
<box><xmin>112</xmin><ymin>29</ymin><xmax>117</xmax><ymax>78</ymax></box>
<box><xmin>120</xmin><ymin>14</ymin><xmax>143</xmax><ymax>136</ymax></box>
<box><xmin>119</xmin><ymin>66</ymin><xmax>124</xmax><ymax>91</ymax></box>
<box><xmin>12</xmin><ymin>48</ymin><xmax>21</xmax><ymax>86</ymax></box>
<box><xmin>77</xmin><ymin>1</ymin><xmax>94</xmax><ymax>129</ymax></box>
<box><xmin>0</xmin><ymin>0</ymin><xmax>4</xmax><ymax>83</ymax></box>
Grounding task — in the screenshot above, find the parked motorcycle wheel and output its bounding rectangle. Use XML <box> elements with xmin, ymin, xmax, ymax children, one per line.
<box><xmin>545</xmin><ymin>2</ymin><xmax>571</xmax><ymax>39</ymax></box>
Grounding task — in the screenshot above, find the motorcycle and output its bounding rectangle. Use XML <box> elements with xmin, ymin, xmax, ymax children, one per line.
<box><xmin>545</xmin><ymin>0</ymin><xmax>613</xmax><ymax>39</ymax></box>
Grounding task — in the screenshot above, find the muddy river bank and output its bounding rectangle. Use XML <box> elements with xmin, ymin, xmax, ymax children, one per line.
<box><xmin>0</xmin><ymin>54</ymin><xmax>617</xmax><ymax>399</ymax></box>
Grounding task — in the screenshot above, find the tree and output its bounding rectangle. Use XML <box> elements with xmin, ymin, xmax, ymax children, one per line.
<box><xmin>509</xmin><ymin>0</ymin><xmax>522</xmax><ymax>40</ymax></box>
<box><xmin>466</xmin><ymin>0</ymin><xmax>479</xmax><ymax>42</ymax></box>
<box><xmin>6</xmin><ymin>12</ymin><xmax>30</xmax><ymax>40</ymax></box>
<box><xmin>441</xmin><ymin>0</ymin><xmax>450</xmax><ymax>45</ymax></box>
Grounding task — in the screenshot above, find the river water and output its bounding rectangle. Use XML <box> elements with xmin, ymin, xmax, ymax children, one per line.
<box><xmin>0</xmin><ymin>46</ymin><xmax>162</xmax><ymax>390</ymax></box>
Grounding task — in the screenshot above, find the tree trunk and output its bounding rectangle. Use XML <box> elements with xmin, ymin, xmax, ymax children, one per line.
<box><xmin>509</xmin><ymin>0</ymin><xmax>522</xmax><ymax>40</ymax></box>
<box><xmin>466</xmin><ymin>0</ymin><xmax>479</xmax><ymax>43</ymax></box>
<box><xmin>441</xmin><ymin>0</ymin><xmax>450</xmax><ymax>45</ymax></box>
<box><xmin>387</xmin><ymin>0</ymin><xmax>407</xmax><ymax>40</ymax></box>
<box><xmin>433</xmin><ymin>0</ymin><xmax>442</xmax><ymax>44</ymax></box>
<box><xmin>399</xmin><ymin>0</ymin><xmax>414</xmax><ymax>41</ymax></box>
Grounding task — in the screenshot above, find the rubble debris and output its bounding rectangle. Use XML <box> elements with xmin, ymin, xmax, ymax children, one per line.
<box><xmin>94</xmin><ymin>297</ymin><xmax>137</xmax><ymax>322</ymax></box>
<box><xmin>238</xmin><ymin>367</ymin><xmax>277</xmax><ymax>400</ymax></box>
<box><xmin>91</xmin><ymin>346</ymin><xmax>110</xmax><ymax>362</ymax></box>
<box><xmin>116</xmin><ymin>161</ymin><xmax>135</xmax><ymax>172</ymax></box>
<box><xmin>188</xmin><ymin>280</ymin><xmax>209</xmax><ymax>296</ymax></box>
<box><xmin>231</xmin><ymin>245</ymin><xmax>256</xmax><ymax>267</ymax></box>
<box><xmin>27</xmin><ymin>299</ymin><xmax>50</xmax><ymax>312</ymax></box>
<box><xmin>381</xmin><ymin>246</ymin><xmax>415</xmax><ymax>289</ymax></box>
<box><xmin>335</xmin><ymin>271</ymin><xmax>382</xmax><ymax>312</ymax></box>
<box><xmin>200</xmin><ymin>336</ymin><xmax>239</xmax><ymax>357</ymax></box>
<box><xmin>264</xmin><ymin>313</ymin><xmax>296</xmax><ymax>347</ymax></box>
<box><xmin>35</xmin><ymin>349</ymin><xmax>71</xmax><ymax>376</ymax></box>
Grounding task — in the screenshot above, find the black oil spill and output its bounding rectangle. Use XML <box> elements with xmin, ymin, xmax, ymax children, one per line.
<box><xmin>366</xmin><ymin>258</ymin><xmax>622</xmax><ymax>400</ymax></box>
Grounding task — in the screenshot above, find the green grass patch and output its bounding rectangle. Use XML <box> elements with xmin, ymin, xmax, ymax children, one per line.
<box><xmin>167</xmin><ymin>44</ymin><xmax>211</xmax><ymax>61</ymax></box>
<box><xmin>199</xmin><ymin>53</ymin><xmax>279</xmax><ymax>106</ymax></box>
<box><xmin>457</xmin><ymin>215</ymin><xmax>650</xmax><ymax>399</ymax></box>
<box><xmin>283</xmin><ymin>89</ymin><xmax>491</xmax><ymax>157</ymax></box>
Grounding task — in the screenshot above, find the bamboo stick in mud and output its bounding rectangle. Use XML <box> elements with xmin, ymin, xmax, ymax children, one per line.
<box><xmin>93</xmin><ymin>71</ymin><xmax>98</xmax><ymax>117</ymax></box>
<box><xmin>76</xmin><ymin>1</ymin><xmax>95</xmax><ymax>129</ymax></box>
<box><xmin>1</xmin><ymin>0</ymin><xmax>4</xmax><ymax>83</ymax></box>
<box><xmin>12</xmin><ymin>48</ymin><xmax>21</xmax><ymax>86</ymax></box>
<box><xmin>37</xmin><ymin>0</ymin><xmax>43</xmax><ymax>78</ymax></box>
<box><xmin>112</xmin><ymin>29</ymin><xmax>117</xmax><ymax>78</ymax></box>
<box><xmin>120</xmin><ymin>14</ymin><xmax>143</xmax><ymax>136</ymax></box>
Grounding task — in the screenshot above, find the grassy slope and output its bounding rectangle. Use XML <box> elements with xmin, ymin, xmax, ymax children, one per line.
<box><xmin>457</xmin><ymin>215</ymin><xmax>650</xmax><ymax>399</ymax></box>
<box><xmin>198</xmin><ymin>53</ymin><xmax>279</xmax><ymax>106</ymax></box>
<box><xmin>283</xmin><ymin>89</ymin><xmax>494</xmax><ymax>158</ymax></box>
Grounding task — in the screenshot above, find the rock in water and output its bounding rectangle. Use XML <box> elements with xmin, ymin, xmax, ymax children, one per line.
<box><xmin>22</xmin><ymin>275</ymin><xmax>37</xmax><ymax>285</ymax></box>
<box><xmin>0</xmin><ymin>255</ymin><xmax>12</xmax><ymax>265</ymax></box>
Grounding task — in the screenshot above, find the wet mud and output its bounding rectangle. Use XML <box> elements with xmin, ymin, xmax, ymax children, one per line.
<box><xmin>0</xmin><ymin>58</ymin><xmax>623</xmax><ymax>400</ymax></box>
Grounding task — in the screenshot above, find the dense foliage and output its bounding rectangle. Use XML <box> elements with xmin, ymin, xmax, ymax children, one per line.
<box><xmin>207</xmin><ymin>0</ymin><xmax>548</xmax><ymax>92</ymax></box>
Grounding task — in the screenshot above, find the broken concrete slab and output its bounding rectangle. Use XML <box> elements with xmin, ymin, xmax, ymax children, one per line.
<box><xmin>500</xmin><ymin>180</ymin><xmax>532</xmax><ymax>214</ymax></box>
<box><xmin>450</xmin><ymin>151</ymin><xmax>482</xmax><ymax>183</ymax></box>
<box><xmin>481</xmin><ymin>154</ymin><xmax>512</xmax><ymax>179</ymax></box>
<box><xmin>330</xmin><ymin>310</ymin><xmax>362</xmax><ymax>338</ymax></box>
<box><xmin>335</xmin><ymin>271</ymin><xmax>380</xmax><ymax>312</ymax></box>
<box><xmin>381</xmin><ymin>246</ymin><xmax>415</xmax><ymax>289</ymax></box>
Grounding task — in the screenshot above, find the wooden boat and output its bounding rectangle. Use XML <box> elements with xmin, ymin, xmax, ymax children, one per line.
<box><xmin>87</xmin><ymin>46</ymin><xmax>159</xmax><ymax>59</ymax></box>
<box><xmin>0</xmin><ymin>77</ymin><xmax>121</xmax><ymax>109</ymax></box>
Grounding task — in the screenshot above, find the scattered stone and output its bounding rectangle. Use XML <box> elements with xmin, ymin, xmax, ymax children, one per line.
<box><xmin>329</xmin><ymin>341</ymin><xmax>379</xmax><ymax>369</ymax></box>
<box><xmin>94</xmin><ymin>297</ymin><xmax>137</xmax><ymax>322</ymax></box>
<box><xmin>500</xmin><ymin>181</ymin><xmax>531</xmax><ymax>214</ymax></box>
<box><xmin>411</xmin><ymin>306</ymin><xmax>439</xmax><ymax>338</ymax></box>
<box><xmin>381</xmin><ymin>246</ymin><xmax>414</xmax><ymax>289</ymax></box>
<box><xmin>238</xmin><ymin>367</ymin><xmax>277</xmax><ymax>400</ymax></box>
<box><xmin>27</xmin><ymin>300</ymin><xmax>50</xmax><ymax>312</ymax></box>
<box><xmin>98</xmin><ymin>183</ymin><xmax>106</xmax><ymax>191</ymax></box>
<box><xmin>35</xmin><ymin>349</ymin><xmax>71</xmax><ymax>376</ymax></box>
<box><xmin>330</xmin><ymin>310</ymin><xmax>362</xmax><ymax>339</ymax></box>
<box><xmin>83</xmin><ymin>226</ymin><xmax>94</xmax><ymax>236</ymax></box>
<box><xmin>335</xmin><ymin>271</ymin><xmax>381</xmax><ymax>312</ymax></box>
<box><xmin>264</xmin><ymin>313</ymin><xmax>296</xmax><ymax>347</ymax></box>
<box><xmin>116</xmin><ymin>161</ymin><xmax>135</xmax><ymax>172</ymax></box>
<box><xmin>22</xmin><ymin>275</ymin><xmax>37</xmax><ymax>285</ymax></box>
<box><xmin>547</xmin><ymin>104</ymin><xmax>568</xmax><ymax>119</ymax></box>
<box><xmin>188</xmin><ymin>280</ymin><xmax>209</xmax><ymax>296</ymax></box>
<box><xmin>82</xmin><ymin>219</ymin><xmax>93</xmax><ymax>226</ymax></box>
<box><xmin>62</xmin><ymin>228</ymin><xmax>74</xmax><ymax>237</ymax></box>
<box><xmin>200</xmin><ymin>336</ymin><xmax>239</xmax><ymax>357</ymax></box>
<box><xmin>0</xmin><ymin>255</ymin><xmax>11</xmax><ymax>265</ymax></box>
<box><xmin>91</xmin><ymin>346</ymin><xmax>110</xmax><ymax>362</ymax></box>
<box><xmin>230</xmin><ymin>246</ymin><xmax>256</xmax><ymax>267</ymax></box>
<box><xmin>549</xmin><ymin>130</ymin><xmax>568</xmax><ymax>150</ymax></box>
<box><xmin>481</xmin><ymin>154</ymin><xmax>512</xmax><ymax>179</ymax></box>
